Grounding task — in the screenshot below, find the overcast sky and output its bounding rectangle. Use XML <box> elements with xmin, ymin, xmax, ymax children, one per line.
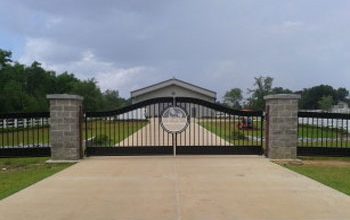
<box><xmin>0</xmin><ymin>0</ymin><xmax>349</xmax><ymax>99</ymax></box>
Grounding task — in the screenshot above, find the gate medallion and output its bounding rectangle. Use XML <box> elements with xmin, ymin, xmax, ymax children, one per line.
<box><xmin>161</xmin><ymin>106</ymin><xmax>189</xmax><ymax>133</ymax></box>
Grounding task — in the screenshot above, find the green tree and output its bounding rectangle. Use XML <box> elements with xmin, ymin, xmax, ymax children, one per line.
<box><xmin>336</xmin><ymin>88</ymin><xmax>349</xmax><ymax>102</ymax></box>
<box><xmin>300</xmin><ymin>85</ymin><xmax>338</xmax><ymax>109</ymax></box>
<box><xmin>102</xmin><ymin>90</ymin><xmax>129</xmax><ymax>111</ymax></box>
<box><xmin>0</xmin><ymin>49</ymin><xmax>12</xmax><ymax>67</ymax></box>
<box><xmin>1</xmin><ymin>80</ymin><xmax>22</xmax><ymax>112</ymax></box>
<box><xmin>318</xmin><ymin>95</ymin><xmax>333</xmax><ymax>112</ymax></box>
<box><xmin>247</xmin><ymin>76</ymin><xmax>273</xmax><ymax>110</ymax></box>
<box><xmin>223</xmin><ymin>88</ymin><xmax>243</xmax><ymax>109</ymax></box>
<box><xmin>54</xmin><ymin>72</ymin><xmax>79</xmax><ymax>93</ymax></box>
<box><xmin>271</xmin><ymin>87</ymin><xmax>293</xmax><ymax>94</ymax></box>
<box><xmin>71</xmin><ymin>79</ymin><xmax>104</xmax><ymax>112</ymax></box>
<box><xmin>0</xmin><ymin>48</ymin><xmax>130</xmax><ymax>113</ymax></box>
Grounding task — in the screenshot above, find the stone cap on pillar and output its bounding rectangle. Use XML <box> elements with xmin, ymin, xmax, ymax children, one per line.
<box><xmin>47</xmin><ymin>94</ymin><xmax>83</xmax><ymax>101</ymax></box>
<box><xmin>264</xmin><ymin>94</ymin><xmax>301</xmax><ymax>100</ymax></box>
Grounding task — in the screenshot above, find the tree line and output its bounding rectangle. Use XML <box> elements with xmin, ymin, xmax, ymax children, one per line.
<box><xmin>223</xmin><ymin>76</ymin><xmax>349</xmax><ymax>111</ymax></box>
<box><xmin>1</xmin><ymin>48</ymin><xmax>348</xmax><ymax>113</ymax></box>
<box><xmin>0</xmin><ymin>49</ymin><xmax>129</xmax><ymax>113</ymax></box>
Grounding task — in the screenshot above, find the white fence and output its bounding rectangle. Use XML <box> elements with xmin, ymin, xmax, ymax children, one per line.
<box><xmin>0</xmin><ymin>118</ymin><xmax>49</xmax><ymax>129</ymax></box>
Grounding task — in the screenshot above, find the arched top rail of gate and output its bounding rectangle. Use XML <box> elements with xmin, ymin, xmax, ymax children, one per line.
<box><xmin>85</xmin><ymin>97</ymin><xmax>173</xmax><ymax>117</ymax></box>
<box><xmin>175</xmin><ymin>97</ymin><xmax>263</xmax><ymax>117</ymax></box>
<box><xmin>85</xmin><ymin>96</ymin><xmax>263</xmax><ymax>117</ymax></box>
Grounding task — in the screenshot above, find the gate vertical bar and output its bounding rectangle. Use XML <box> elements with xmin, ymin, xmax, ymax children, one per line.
<box><xmin>265</xmin><ymin>106</ymin><xmax>269</xmax><ymax>156</ymax></box>
<box><xmin>260</xmin><ymin>114</ymin><xmax>263</xmax><ymax>149</ymax></box>
<box><xmin>173</xmin><ymin>133</ymin><xmax>176</xmax><ymax>157</ymax></box>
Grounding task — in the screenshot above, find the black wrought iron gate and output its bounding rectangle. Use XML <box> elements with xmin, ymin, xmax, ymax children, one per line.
<box><xmin>84</xmin><ymin>97</ymin><xmax>264</xmax><ymax>156</ymax></box>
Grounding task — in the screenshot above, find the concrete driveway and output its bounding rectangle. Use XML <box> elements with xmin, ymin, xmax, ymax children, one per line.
<box><xmin>1</xmin><ymin>156</ymin><xmax>350</xmax><ymax>220</ymax></box>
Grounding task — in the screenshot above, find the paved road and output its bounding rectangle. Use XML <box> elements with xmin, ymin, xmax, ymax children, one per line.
<box><xmin>117</xmin><ymin>118</ymin><xmax>230</xmax><ymax>146</ymax></box>
<box><xmin>1</xmin><ymin>156</ymin><xmax>350</xmax><ymax>220</ymax></box>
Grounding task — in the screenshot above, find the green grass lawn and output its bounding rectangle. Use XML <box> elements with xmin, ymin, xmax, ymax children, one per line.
<box><xmin>200</xmin><ymin>120</ymin><xmax>350</xmax><ymax>147</ymax></box>
<box><xmin>85</xmin><ymin>120</ymin><xmax>148</xmax><ymax>146</ymax></box>
<box><xmin>298</xmin><ymin>125</ymin><xmax>350</xmax><ymax>147</ymax></box>
<box><xmin>199</xmin><ymin>120</ymin><xmax>262</xmax><ymax>146</ymax></box>
<box><xmin>298</xmin><ymin>125</ymin><xmax>349</xmax><ymax>138</ymax></box>
<box><xmin>0</xmin><ymin>120</ymin><xmax>148</xmax><ymax>147</ymax></box>
<box><xmin>0</xmin><ymin>127</ymin><xmax>49</xmax><ymax>147</ymax></box>
<box><xmin>0</xmin><ymin>157</ymin><xmax>72</xmax><ymax>200</ymax></box>
<box><xmin>281</xmin><ymin>157</ymin><xmax>350</xmax><ymax>196</ymax></box>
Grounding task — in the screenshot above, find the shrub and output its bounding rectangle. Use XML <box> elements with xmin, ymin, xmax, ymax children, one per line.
<box><xmin>93</xmin><ymin>135</ymin><xmax>113</xmax><ymax>146</ymax></box>
<box><xmin>230</xmin><ymin>131</ymin><xmax>247</xmax><ymax>140</ymax></box>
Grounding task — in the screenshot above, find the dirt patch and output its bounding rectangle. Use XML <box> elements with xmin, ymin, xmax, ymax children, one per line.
<box><xmin>1</xmin><ymin>163</ymin><xmax>46</xmax><ymax>173</ymax></box>
<box><xmin>301</xmin><ymin>160</ymin><xmax>350</xmax><ymax>168</ymax></box>
<box><xmin>274</xmin><ymin>158</ymin><xmax>350</xmax><ymax>168</ymax></box>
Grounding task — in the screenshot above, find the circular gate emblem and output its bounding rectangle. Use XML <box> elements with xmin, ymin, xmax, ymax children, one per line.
<box><xmin>161</xmin><ymin>106</ymin><xmax>189</xmax><ymax>133</ymax></box>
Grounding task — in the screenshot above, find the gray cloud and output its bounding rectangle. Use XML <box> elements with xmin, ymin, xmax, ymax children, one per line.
<box><xmin>0</xmin><ymin>0</ymin><xmax>349</xmax><ymax>98</ymax></box>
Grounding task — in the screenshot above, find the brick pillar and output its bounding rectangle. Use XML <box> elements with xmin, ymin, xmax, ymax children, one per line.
<box><xmin>264</xmin><ymin>94</ymin><xmax>301</xmax><ymax>159</ymax></box>
<box><xmin>47</xmin><ymin>94</ymin><xmax>83</xmax><ymax>161</ymax></box>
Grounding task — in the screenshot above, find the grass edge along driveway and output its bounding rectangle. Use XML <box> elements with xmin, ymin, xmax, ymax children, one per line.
<box><xmin>0</xmin><ymin>157</ymin><xmax>72</xmax><ymax>200</ymax></box>
<box><xmin>278</xmin><ymin>157</ymin><xmax>350</xmax><ymax>196</ymax></box>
